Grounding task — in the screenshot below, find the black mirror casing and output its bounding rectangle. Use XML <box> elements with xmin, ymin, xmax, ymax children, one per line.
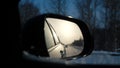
<box><xmin>22</xmin><ymin>14</ymin><xmax>94</xmax><ymax>60</ymax></box>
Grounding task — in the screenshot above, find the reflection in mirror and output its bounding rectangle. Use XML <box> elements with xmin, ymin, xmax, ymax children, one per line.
<box><xmin>44</xmin><ymin>18</ymin><xmax>84</xmax><ymax>59</ymax></box>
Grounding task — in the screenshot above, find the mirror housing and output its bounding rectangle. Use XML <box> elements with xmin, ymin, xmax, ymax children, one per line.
<box><xmin>22</xmin><ymin>14</ymin><xmax>94</xmax><ymax>60</ymax></box>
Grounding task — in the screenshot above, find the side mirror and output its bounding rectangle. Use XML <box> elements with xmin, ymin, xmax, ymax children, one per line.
<box><xmin>45</xmin><ymin>17</ymin><xmax>84</xmax><ymax>59</ymax></box>
<box><xmin>22</xmin><ymin>14</ymin><xmax>93</xmax><ymax>61</ymax></box>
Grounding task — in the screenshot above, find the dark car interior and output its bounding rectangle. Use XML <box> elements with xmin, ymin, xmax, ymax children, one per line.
<box><xmin>8</xmin><ymin>0</ymin><xmax>119</xmax><ymax>68</ymax></box>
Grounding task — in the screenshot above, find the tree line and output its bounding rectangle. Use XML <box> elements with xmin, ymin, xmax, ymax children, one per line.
<box><xmin>19</xmin><ymin>0</ymin><xmax>120</xmax><ymax>52</ymax></box>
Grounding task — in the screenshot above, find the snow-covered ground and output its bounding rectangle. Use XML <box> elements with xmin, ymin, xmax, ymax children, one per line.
<box><xmin>66</xmin><ymin>51</ymin><xmax>120</xmax><ymax>65</ymax></box>
<box><xmin>23</xmin><ymin>50</ymin><xmax>120</xmax><ymax>65</ymax></box>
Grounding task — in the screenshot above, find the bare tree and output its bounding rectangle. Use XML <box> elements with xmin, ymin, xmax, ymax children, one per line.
<box><xmin>104</xmin><ymin>0</ymin><xmax>120</xmax><ymax>51</ymax></box>
<box><xmin>92</xmin><ymin>0</ymin><xmax>97</xmax><ymax>30</ymax></box>
<box><xmin>74</xmin><ymin>0</ymin><xmax>84</xmax><ymax>20</ymax></box>
<box><xmin>49</xmin><ymin>0</ymin><xmax>67</xmax><ymax>15</ymax></box>
<box><xmin>75</xmin><ymin>0</ymin><xmax>94</xmax><ymax>29</ymax></box>
<box><xmin>19</xmin><ymin>1</ymin><xmax>40</xmax><ymax>27</ymax></box>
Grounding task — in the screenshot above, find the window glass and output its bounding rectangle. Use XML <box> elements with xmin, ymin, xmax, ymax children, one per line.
<box><xmin>19</xmin><ymin>0</ymin><xmax>120</xmax><ymax>65</ymax></box>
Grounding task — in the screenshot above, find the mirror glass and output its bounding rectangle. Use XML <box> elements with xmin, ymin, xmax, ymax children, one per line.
<box><xmin>44</xmin><ymin>18</ymin><xmax>84</xmax><ymax>59</ymax></box>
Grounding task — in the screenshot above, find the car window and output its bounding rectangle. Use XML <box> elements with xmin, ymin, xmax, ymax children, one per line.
<box><xmin>19</xmin><ymin>0</ymin><xmax>120</xmax><ymax>65</ymax></box>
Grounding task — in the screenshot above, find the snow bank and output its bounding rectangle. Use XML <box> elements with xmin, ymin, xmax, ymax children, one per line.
<box><xmin>67</xmin><ymin>51</ymin><xmax>120</xmax><ymax>65</ymax></box>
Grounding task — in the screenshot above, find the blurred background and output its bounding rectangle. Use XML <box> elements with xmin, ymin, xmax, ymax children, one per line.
<box><xmin>18</xmin><ymin>0</ymin><xmax>120</xmax><ymax>64</ymax></box>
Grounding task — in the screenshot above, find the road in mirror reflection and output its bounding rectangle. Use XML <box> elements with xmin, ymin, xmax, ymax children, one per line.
<box><xmin>44</xmin><ymin>18</ymin><xmax>84</xmax><ymax>58</ymax></box>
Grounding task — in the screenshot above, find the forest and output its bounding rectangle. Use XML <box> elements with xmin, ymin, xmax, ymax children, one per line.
<box><xmin>19</xmin><ymin>0</ymin><xmax>120</xmax><ymax>52</ymax></box>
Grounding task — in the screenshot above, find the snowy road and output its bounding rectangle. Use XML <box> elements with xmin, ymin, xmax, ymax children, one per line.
<box><xmin>48</xmin><ymin>43</ymin><xmax>83</xmax><ymax>58</ymax></box>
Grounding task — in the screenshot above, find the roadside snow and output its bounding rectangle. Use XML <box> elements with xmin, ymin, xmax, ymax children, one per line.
<box><xmin>23</xmin><ymin>50</ymin><xmax>120</xmax><ymax>65</ymax></box>
<box><xmin>67</xmin><ymin>51</ymin><xmax>120</xmax><ymax>65</ymax></box>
